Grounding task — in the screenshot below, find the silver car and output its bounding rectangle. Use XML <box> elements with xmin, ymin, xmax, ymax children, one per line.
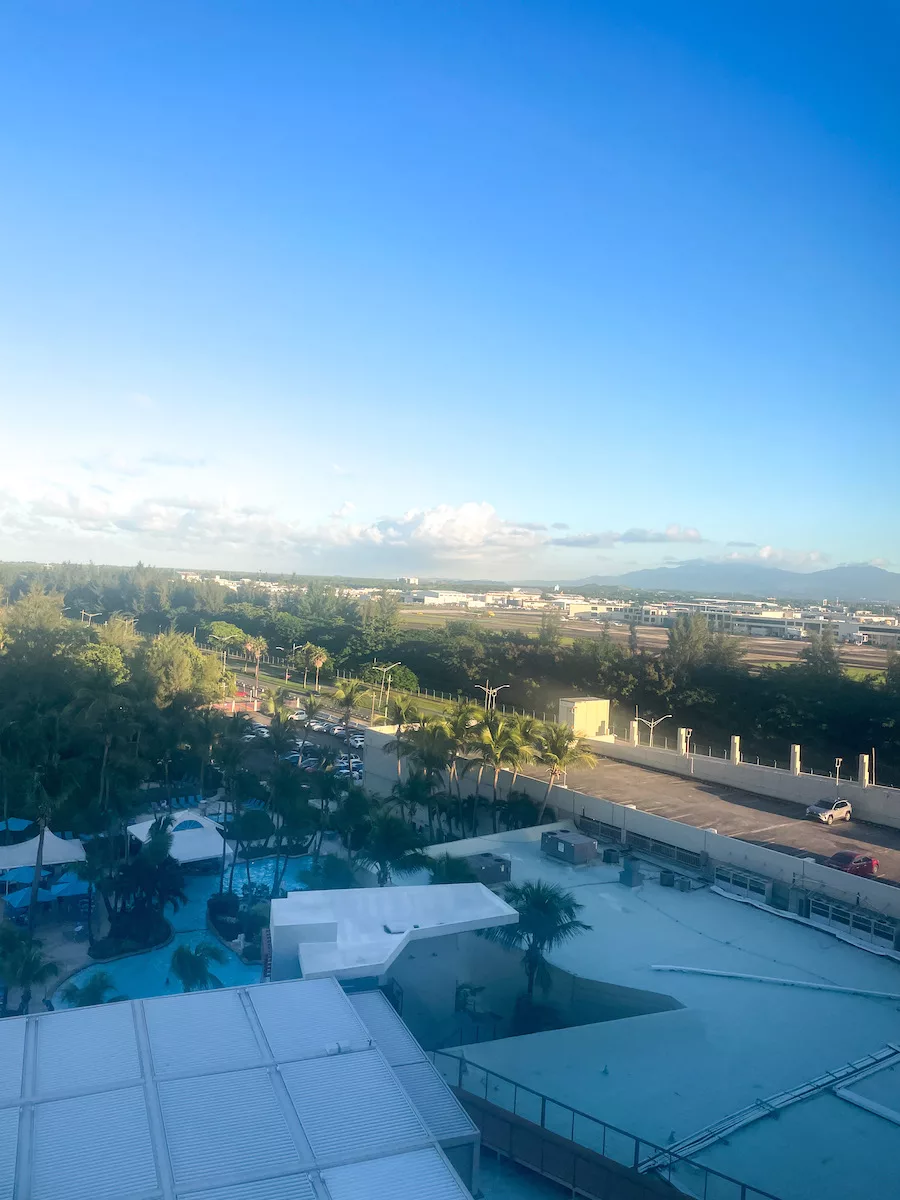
<box><xmin>806</xmin><ymin>797</ymin><xmax>852</xmax><ymax>825</ymax></box>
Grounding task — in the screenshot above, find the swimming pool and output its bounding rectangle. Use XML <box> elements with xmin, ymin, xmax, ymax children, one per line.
<box><xmin>171</xmin><ymin>855</ymin><xmax>313</xmax><ymax>931</ymax></box>
<box><xmin>56</xmin><ymin>931</ymin><xmax>263</xmax><ymax>1005</ymax></box>
<box><xmin>56</xmin><ymin>855</ymin><xmax>314</xmax><ymax>1006</ymax></box>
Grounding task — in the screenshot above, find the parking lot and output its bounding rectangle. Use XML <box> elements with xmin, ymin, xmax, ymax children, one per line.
<box><xmin>559</xmin><ymin>754</ymin><xmax>900</xmax><ymax>885</ymax></box>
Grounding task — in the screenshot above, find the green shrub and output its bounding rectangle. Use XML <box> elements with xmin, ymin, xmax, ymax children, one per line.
<box><xmin>242</xmin><ymin>938</ymin><xmax>262</xmax><ymax>963</ymax></box>
<box><xmin>241</xmin><ymin>902</ymin><xmax>270</xmax><ymax>940</ymax></box>
<box><xmin>207</xmin><ymin>892</ymin><xmax>240</xmax><ymax>919</ymax></box>
<box><xmin>214</xmin><ymin>915</ymin><xmax>241</xmax><ymax>941</ymax></box>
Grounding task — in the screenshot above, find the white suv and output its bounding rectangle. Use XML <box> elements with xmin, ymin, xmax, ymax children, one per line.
<box><xmin>805</xmin><ymin>798</ymin><xmax>852</xmax><ymax>824</ymax></box>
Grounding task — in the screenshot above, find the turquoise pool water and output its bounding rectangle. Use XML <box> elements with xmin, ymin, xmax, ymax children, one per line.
<box><xmin>56</xmin><ymin>931</ymin><xmax>262</xmax><ymax>1005</ymax></box>
<box><xmin>56</xmin><ymin>855</ymin><xmax>313</xmax><ymax>1006</ymax></box>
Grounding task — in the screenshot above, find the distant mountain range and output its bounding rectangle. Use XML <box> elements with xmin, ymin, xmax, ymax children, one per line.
<box><xmin>568</xmin><ymin>562</ymin><xmax>900</xmax><ymax>604</ymax></box>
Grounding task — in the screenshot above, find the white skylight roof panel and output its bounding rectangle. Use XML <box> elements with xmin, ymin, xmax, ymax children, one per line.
<box><xmin>394</xmin><ymin>1060</ymin><xmax>478</xmax><ymax>1141</ymax></box>
<box><xmin>0</xmin><ymin>1019</ymin><xmax>25</xmax><ymax>1104</ymax></box>
<box><xmin>178</xmin><ymin>1176</ymin><xmax>316</xmax><ymax>1200</ymax></box>
<box><xmin>0</xmin><ymin>1109</ymin><xmax>19</xmax><ymax>1200</ymax></box>
<box><xmin>159</xmin><ymin>1067</ymin><xmax>304</xmax><ymax>1190</ymax></box>
<box><xmin>250</xmin><ymin>977</ymin><xmax>371</xmax><ymax>1060</ymax></box>
<box><xmin>281</xmin><ymin>1049</ymin><xmax>429</xmax><ymax>1162</ymax></box>
<box><xmin>34</xmin><ymin>1002</ymin><xmax>140</xmax><ymax>1095</ymax></box>
<box><xmin>349</xmin><ymin>991</ymin><xmax>426</xmax><ymax>1065</ymax></box>
<box><xmin>322</xmin><ymin>1147</ymin><xmax>470</xmax><ymax>1200</ymax></box>
<box><xmin>145</xmin><ymin>987</ymin><xmax>263</xmax><ymax>1076</ymax></box>
<box><xmin>31</xmin><ymin>1086</ymin><xmax>158</xmax><ymax>1200</ymax></box>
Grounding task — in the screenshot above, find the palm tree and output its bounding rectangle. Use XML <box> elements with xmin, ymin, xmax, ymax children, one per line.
<box><xmin>396</xmin><ymin>720</ymin><xmax>453</xmax><ymax>839</ymax></box>
<box><xmin>170</xmin><ymin>940</ymin><xmax>227</xmax><ymax>993</ymax></box>
<box><xmin>441</xmin><ymin>700</ymin><xmax>479</xmax><ymax>834</ymax></box>
<box><xmin>427</xmin><ymin>853</ymin><xmax>476</xmax><ymax>885</ymax></box>
<box><xmin>297</xmin><ymin>854</ymin><xmax>357</xmax><ymax>891</ymax></box>
<box><xmin>213</xmin><ymin>719</ymin><xmax>250</xmax><ymax>891</ymax></box>
<box><xmin>386</xmin><ymin>696</ymin><xmax>420</xmax><ymax>778</ymax></box>
<box><xmin>387</xmin><ymin>772</ymin><xmax>432</xmax><ymax>825</ymax></box>
<box><xmin>60</xmin><ymin>970</ymin><xmax>128</xmax><ymax>1007</ymax></box>
<box><xmin>356</xmin><ymin>813</ymin><xmax>427</xmax><ymax>886</ymax></box>
<box><xmin>473</xmin><ymin>712</ymin><xmax>523</xmax><ymax>834</ymax></box>
<box><xmin>509</xmin><ymin>715</ymin><xmax>542</xmax><ymax>791</ymax></box>
<box><xmin>535</xmin><ymin>723</ymin><xmax>596</xmax><ymax>823</ymax></box>
<box><xmin>10</xmin><ymin>934</ymin><xmax>59</xmax><ymax>1014</ymax></box>
<box><xmin>479</xmin><ymin>881</ymin><xmax>591</xmax><ymax>997</ymax></box>
<box><xmin>303</xmin><ymin>644</ymin><xmax>328</xmax><ymax>691</ymax></box>
<box><xmin>244</xmin><ymin>635</ymin><xmax>268</xmax><ymax>685</ymax></box>
<box><xmin>298</xmin><ymin>693</ymin><xmax>324</xmax><ymax>753</ymax></box>
<box><xmin>332</xmin><ymin>679</ymin><xmax>370</xmax><ymax>745</ymax></box>
<box><xmin>0</xmin><ymin>923</ymin><xmax>24</xmax><ymax>1017</ymax></box>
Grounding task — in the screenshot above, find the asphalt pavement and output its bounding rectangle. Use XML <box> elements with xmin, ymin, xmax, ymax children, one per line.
<box><xmin>560</xmin><ymin>754</ymin><xmax>900</xmax><ymax>885</ymax></box>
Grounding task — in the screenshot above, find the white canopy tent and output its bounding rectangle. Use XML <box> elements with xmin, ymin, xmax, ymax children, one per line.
<box><xmin>0</xmin><ymin>830</ymin><xmax>86</xmax><ymax>871</ymax></box>
<box><xmin>128</xmin><ymin>814</ymin><xmax>228</xmax><ymax>864</ymax></box>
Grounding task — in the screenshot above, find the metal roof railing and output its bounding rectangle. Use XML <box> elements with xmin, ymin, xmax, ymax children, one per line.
<box><xmin>430</xmin><ymin>1049</ymin><xmax>783</xmax><ymax>1200</ymax></box>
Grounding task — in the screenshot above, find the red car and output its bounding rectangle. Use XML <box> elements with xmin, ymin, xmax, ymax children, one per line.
<box><xmin>823</xmin><ymin>851</ymin><xmax>879</xmax><ymax>878</ymax></box>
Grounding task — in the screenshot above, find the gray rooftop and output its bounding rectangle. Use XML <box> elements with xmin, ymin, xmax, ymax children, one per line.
<box><xmin>1</xmin><ymin>976</ymin><xmax>476</xmax><ymax>1200</ymax></box>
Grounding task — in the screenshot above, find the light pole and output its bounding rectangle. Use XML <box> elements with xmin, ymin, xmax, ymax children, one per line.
<box><xmin>636</xmin><ymin>713</ymin><xmax>672</xmax><ymax>748</ymax></box>
<box><xmin>475</xmin><ymin>679</ymin><xmax>510</xmax><ymax>712</ymax></box>
<box><xmin>835</xmin><ymin>757</ymin><xmax>843</xmax><ymax>787</ymax></box>
<box><xmin>276</xmin><ymin>644</ymin><xmax>302</xmax><ymax>682</ymax></box>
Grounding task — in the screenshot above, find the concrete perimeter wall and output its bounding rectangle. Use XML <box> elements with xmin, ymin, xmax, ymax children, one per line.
<box><xmin>363</xmin><ymin>728</ymin><xmax>900</xmax><ymax>921</ymax></box>
<box><xmin>587</xmin><ymin>738</ymin><xmax>900</xmax><ymax>831</ymax></box>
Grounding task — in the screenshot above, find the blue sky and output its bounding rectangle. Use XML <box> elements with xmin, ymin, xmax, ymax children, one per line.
<box><xmin>1</xmin><ymin>1</ymin><xmax>897</xmax><ymax>579</ymax></box>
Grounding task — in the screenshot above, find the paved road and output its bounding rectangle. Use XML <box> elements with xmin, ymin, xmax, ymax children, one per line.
<box><xmin>558</xmin><ymin>755</ymin><xmax>900</xmax><ymax>885</ymax></box>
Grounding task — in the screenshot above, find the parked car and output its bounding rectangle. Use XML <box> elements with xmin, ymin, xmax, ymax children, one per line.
<box><xmin>348</xmin><ymin>735</ymin><xmax>366</xmax><ymax>749</ymax></box>
<box><xmin>823</xmin><ymin>850</ymin><xmax>879</xmax><ymax>877</ymax></box>
<box><xmin>323</xmin><ymin>723</ymin><xmax>337</xmax><ymax>735</ymax></box>
<box><xmin>288</xmin><ymin>710</ymin><xmax>307</xmax><ymax>721</ymax></box>
<box><xmin>806</xmin><ymin>798</ymin><xmax>852</xmax><ymax>824</ymax></box>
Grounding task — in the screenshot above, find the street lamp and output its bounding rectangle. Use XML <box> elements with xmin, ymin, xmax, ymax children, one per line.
<box><xmin>475</xmin><ymin>679</ymin><xmax>510</xmax><ymax>711</ymax></box>
<box><xmin>276</xmin><ymin>644</ymin><xmax>302</xmax><ymax>682</ymax></box>
<box><xmin>636</xmin><ymin>713</ymin><xmax>672</xmax><ymax>748</ymax></box>
<box><xmin>369</xmin><ymin>661</ymin><xmax>401</xmax><ymax>721</ymax></box>
<box><xmin>835</xmin><ymin>757</ymin><xmax>843</xmax><ymax>787</ymax></box>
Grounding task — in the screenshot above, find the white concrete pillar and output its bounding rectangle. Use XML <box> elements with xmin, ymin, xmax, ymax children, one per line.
<box><xmin>790</xmin><ymin>744</ymin><xmax>801</xmax><ymax>776</ymax></box>
<box><xmin>253</xmin><ymin>699</ymin><xmax>259</xmax><ymax>712</ymax></box>
<box><xmin>730</xmin><ymin>735</ymin><xmax>741</xmax><ymax>766</ymax></box>
<box><xmin>858</xmin><ymin>753</ymin><xmax>870</xmax><ymax>787</ymax></box>
<box><xmin>628</xmin><ymin>720</ymin><xmax>640</xmax><ymax>746</ymax></box>
<box><xmin>677</xmin><ymin>728</ymin><xmax>688</xmax><ymax>756</ymax></box>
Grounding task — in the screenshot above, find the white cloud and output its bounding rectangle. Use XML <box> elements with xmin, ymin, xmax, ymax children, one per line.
<box><xmin>550</xmin><ymin>524</ymin><xmax>705</xmax><ymax>548</ymax></box>
<box><xmin>722</xmin><ymin>545</ymin><xmax>830</xmax><ymax>569</ymax></box>
<box><xmin>0</xmin><ymin>491</ymin><xmax>728</xmax><ymax>573</ymax></box>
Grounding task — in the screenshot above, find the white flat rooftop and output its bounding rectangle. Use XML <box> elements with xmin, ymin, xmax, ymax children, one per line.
<box><xmin>270</xmin><ymin>882</ymin><xmax>518</xmax><ymax>980</ymax></box>
<box><xmin>0</xmin><ymin>976</ymin><xmax>476</xmax><ymax>1200</ymax></box>
<box><xmin>431</xmin><ymin>826</ymin><xmax>900</xmax><ymax>1200</ymax></box>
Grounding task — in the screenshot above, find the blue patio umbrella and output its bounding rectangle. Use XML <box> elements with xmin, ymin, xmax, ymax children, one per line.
<box><xmin>0</xmin><ymin>866</ymin><xmax>49</xmax><ymax>885</ymax></box>
<box><xmin>0</xmin><ymin>817</ymin><xmax>32</xmax><ymax>833</ymax></box>
<box><xmin>4</xmin><ymin>887</ymin><xmax>54</xmax><ymax>909</ymax></box>
<box><xmin>51</xmin><ymin>878</ymin><xmax>90</xmax><ymax>898</ymax></box>
<box><xmin>53</xmin><ymin>870</ymin><xmax>82</xmax><ymax>887</ymax></box>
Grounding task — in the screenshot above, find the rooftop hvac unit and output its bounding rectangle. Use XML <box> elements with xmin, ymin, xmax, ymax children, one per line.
<box><xmin>675</xmin><ymin>877</ymin><xmax>692</xmax><ymax>893</ymax></box>
<box><xmin>462</xmin><ymin>852</ymin><xmax>511</xmax><ymax>886</ymax></box>
<box><xmin>541</xmin><ymin>830</ymin><xmax>599</xmax><ymax>865</ymax></box>
<box><xmin>602</xmin><ymin>846</ymin><xmax>621</xmax><ymax>864</ymax></box>
<box><xmin>660</xmin><ymin>870</ymin><xmax>676</xmax><ymax>888</ymax></box>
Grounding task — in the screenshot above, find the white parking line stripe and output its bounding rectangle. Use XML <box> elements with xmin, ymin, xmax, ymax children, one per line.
<box><xmin>740</xmin><ymin>822</ymin><xmax>798</xmax><ymax>836</ymax></box>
